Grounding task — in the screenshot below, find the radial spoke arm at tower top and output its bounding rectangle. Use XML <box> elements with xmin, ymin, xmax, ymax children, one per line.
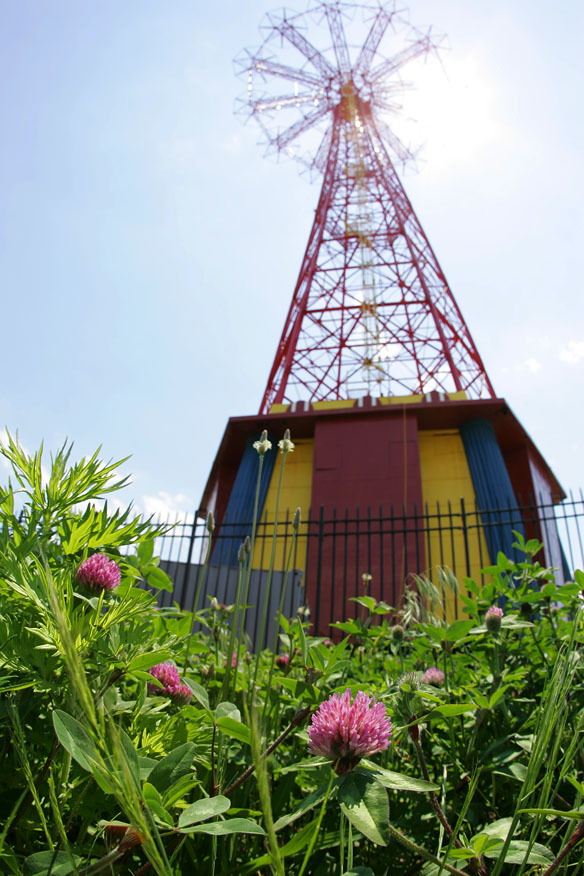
<box><xmin>324</xmin><ymin>4</ymin><xmax>351</xmax><ymax>75</ymax></box>
<box><xmin>369</xmin><ymin>35</ymin><xmax>435</xmax><ymax>85</ymax></box>
<box><xmin>268</xmin><ymin>13</ymin><xmax>336</xmax><ymax>80</ymax></box>
<box><xmin>271</xmin><ymin>105</ymin><xmax>330</xmax><ymax>152</ymax></box>
<box><xmin>353</xmin><ymin>7</ymin><xmax>394</xmax><ymax>76</ymax></box>
<box><xmin>240</xmin><ymin>55</ymin><xmax>323</xmax><ymax>90</ymax></box>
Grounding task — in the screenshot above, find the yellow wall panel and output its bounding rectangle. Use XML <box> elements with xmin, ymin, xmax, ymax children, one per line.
<box><xmin>311</xmin><ymin>399</ymin><xmax>356</xmax><ymax>410</ymax></box>
<box><xmin>418</xmin><ymin>430</ymin><xmax>488</xmax><ymax>621</ymax></box>
<box><xmin>252</xmin><ymin>439</ymin><xmax>314</xmax><ymax>571</ymax></box>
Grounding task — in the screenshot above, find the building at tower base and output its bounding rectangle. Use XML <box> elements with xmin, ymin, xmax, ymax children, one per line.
<box><xmin>199</xmin><ymin>392</ymin><xmax>565</xmax><ymax>636</ymax></box>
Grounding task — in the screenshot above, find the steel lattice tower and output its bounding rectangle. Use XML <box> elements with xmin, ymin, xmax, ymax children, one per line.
<box><xmin>236</xmin><ymin>1</ymin><xmax>496</xmax><ymax>414</ymax></box>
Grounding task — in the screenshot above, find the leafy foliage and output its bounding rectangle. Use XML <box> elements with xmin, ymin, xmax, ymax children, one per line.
<box><xmin>0</xmin><ymin>435</ymin><xmax>583</xmax><ymax>875</ymax></box>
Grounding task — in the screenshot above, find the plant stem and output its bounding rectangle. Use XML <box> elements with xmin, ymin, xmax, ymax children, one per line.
<box><xmin>223</xmin><ymin>706</ymin><xmax>312</xmax><ymax>796</ymax></box>
<box><xmin>387</xmin><ymin>823</ymin><xmax>469</xmax><ymax>876</ymax></box>
<box><xmin>183</xmin><ymin>533</ymin><xmax>212</xmax><ymax>673</ymax></box>
<box><xmin>298</xmin><ymin>771</ymin><xmax>334</xmax><ymax>876</ymax></box>
<box><xmin>541</xmin><ymin>821</ymin><xmax>584</xmax><ymax>876</ymax></box>
<box><xmin>412</xmin><ymin>734</ymin><xmax>486</xmax><ymax>874</ymax></box>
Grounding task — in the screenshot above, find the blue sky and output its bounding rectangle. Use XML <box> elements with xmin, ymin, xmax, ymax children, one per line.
<box><xmin>1</xmin><ymin>0</ymin><xmax>583</xmax><ymax>518</ymax></box>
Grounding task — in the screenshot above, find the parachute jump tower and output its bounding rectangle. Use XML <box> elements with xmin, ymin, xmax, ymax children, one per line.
<box><xmin>200</xmin><ymin>1</ymin><xmax>564</xmax><ymax>630</ymax></box>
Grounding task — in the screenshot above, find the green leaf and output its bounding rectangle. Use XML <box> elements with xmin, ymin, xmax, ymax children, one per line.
<box><xmin>52</xmin><ymin>710</ymin><xmax>98</xmax><ymax>774</ymax></box>
<box><xmin>448</xmin><ymin>848</ymin><xmax>478</xmax><ymax>860</ymax></box>
<box><xmin>127</xmin><ymin>651</ymin><xmax>173</xmax><ymax>672</ymax></box>
<box><xmin>338</xmin><ymin>770</ymin><xmax>390</xmax><ymax>846</ymax></box>
<box><xmin>518</xmin><ymin>807</ymin><xmax>584</xmax><ymax>820</ymax></box>
<box><xmin>361</xmin><ymin>762</ymin><xmax>439</xmax><ymax>793</ymax></box>
<box><xmin>24</xmin><ymin>851</ymin><xmax>83</xmax><ymax>876</ymax></box>
<box><xmin>178</xmin><ymin>795</ymin><xmax>231</xmax><ymax>828</ymax></box>
<box><xmin>483</xmin><ymin>840</ymin><xmax>554</xmax><ymax>865</ymax></box>
<box><xmin>444</xmin><ymin>620</ymin><xmax>475</xmax><ymax>642</ymax></box>
<box><xmin>215</xmin><ymin>701</ymin><xmax>241</xmax><ymax>723</ymax></box>
<box><xmin>430</xmin><ymin>704</ymin><xmax>478</xmax><ymax>718</ymax></box>
<box><xmin>137</xmin><ymin>539</ymin><xmax>154</xmax><ymax>564</ymax></box>
<box><xmin>142</xmin><ymin>783</ymin><xmax>174</xmax><ymax>825</ymax></box>
<box><xmin>274</xmin><ymin>779</ymin><xmax>336</xmax><ymax>831</ymax></box>
<box><xmin>180</xmin><ymin>817</ymin><xmax>266</xmax><ymax>836</ymax></box>
<box><xmin>143</xmin><ymin>565</ymin><xmax>173</xmax><ymax>592</ymax></box>
<box><xmin>119</xmin><ymin>729</ymin><xmax>141</xmax><ymax>785</ymax></box>
<box><xmin>309</xmin><ymin>645</ymin><xmax>326</xmax><ymax>672</ymax></box>
<box><xmin>480</xmin><ymin>817</ymin><xmax>513</xmax><ymax>840</ymax></box>
<box><xmin>350</xmin><ymin>596</ymin><xmax>377</xmax><ymax>613</ymax></box>
<box><xmin>330</xmin><ymin>621</ymin><xmax>362</xmax><ymax>635</ymax></box>
<box><xmin>296</xmin><ymin>617</ymin><xmax>308</xmax><ymax>665</ymax></box>
<box><xmin>216</xmin><ymin>716</ymin><xmax>251</xmax><ymax>746</ymax></box>
<box><xmin>148</xmin><ymin>742</ymin><xmax>196</xmax><ymax>793</ymax></box>
<box><xmin>187</xmin><ymin>680</ymin><xmax>210</xmax><ymax>710</ymax></box>
<box><xmin>342</xmin><ymin>870</ymin><xmax>375</xmax><ymax>876</ymax></box>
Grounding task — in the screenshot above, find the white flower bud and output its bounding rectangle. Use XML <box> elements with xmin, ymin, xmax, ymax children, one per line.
<box><xmin>253</xmin><ymin>429</ymin><xmax>272</xmax><ymax>456</ymax></box>
<box><xmin>206</xmin><ymin>511</ymin><xmax>215</xmax><ymax>534</ymax></box>
<box><xmin>278</xmin><ymin>429</ymin><xmax>295</xmax><ymax>454</ymax></box>
<box><xmin>210</xmin><ymin>597</ymin><xmax>219</xmax><ymax>611</ymax></box>
<box><xmin>292</xmin><ymin>507</ymin><xmax>301</xmax><ymax>530</ymax></box>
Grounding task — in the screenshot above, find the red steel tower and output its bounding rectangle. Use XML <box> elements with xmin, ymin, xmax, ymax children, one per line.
<box><xmin>236</xmin><ymin>1</ymin><xmax>496</xmax><ymax>414</ymax></box>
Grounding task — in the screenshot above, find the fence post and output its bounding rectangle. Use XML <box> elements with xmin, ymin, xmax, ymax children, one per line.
<box><xmin>181</xmin><ymin>515</ymin><xmax>199</xmax><ymax>611</ymax></box>
<box><xmin>314</xmin><ymin>505</ymin><xmax>325</xmax><ymax>636</ymax></box>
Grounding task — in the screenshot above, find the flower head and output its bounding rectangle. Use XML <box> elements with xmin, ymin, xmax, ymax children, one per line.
<box><xmin>147</xmin><ymin>662</ymin><xmax>192</xmax><ymax>706</ymax></box>
<box><xmin>307</xmin><ymin>689</ymin><xmax>391</xmax><ymax>774</ymax></box>
<box><xmin>391</xmin><ymin>624</ymin><xmax>404</xmax><ymax>644</ymax></box>
<box><xmin>422</xmin><ymin>666</ymin><xmax>445</xmax><ymax>687</ymax></box>
<box><xmin>253</xmin><ymin>430</ymin><xmax>272</xmax><ymax>456</ymax></box>
<box><xmin>485</xmin><ymin>605</ymin><xmax>504</xmax><ymax>633</ymax></box>
<box><xmin>278</xmin><ymin>429</ymin><xmax>295</xmax><ymax>454</ymax></box>
<box><xmin>276</xmin><ymin>653</ymin><xmax>289</xmax><ymax>669</ymax></box>
<box><xmin>76</xmin><ymin>553</ymin><xmax>121</xmax><ymax>592</ymax></box>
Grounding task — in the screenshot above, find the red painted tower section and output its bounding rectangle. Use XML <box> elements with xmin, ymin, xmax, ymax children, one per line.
<box><xmin>236</xmin><ymin>2</ymin><xmax>495</xmax><ymax>414</ymax></box>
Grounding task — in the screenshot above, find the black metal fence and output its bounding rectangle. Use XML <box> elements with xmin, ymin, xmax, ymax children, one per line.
<box><xmin>152</xmin><ymin>493</ymin><xmax>584</xmax><ymax>645</ymax></box>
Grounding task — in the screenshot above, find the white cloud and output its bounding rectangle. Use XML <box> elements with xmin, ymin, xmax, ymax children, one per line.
<box><xmin>500</xmin><ymin>357</ymin><xmax>542</xmax><ymax>375</ymax></box>
<box><xmin>559</xmin><ymin>340</ymin><xmax>584</xmax><ymax>364</ymax></box>
<box><xmin>524</xmin><ymin>357</ymin><xmax>542</xmax><ymax>374</ymax></box>
<box><xmin>140</xmin><ymin>490</ymin><xmax>194</xmax><ymax>522</ymax></box>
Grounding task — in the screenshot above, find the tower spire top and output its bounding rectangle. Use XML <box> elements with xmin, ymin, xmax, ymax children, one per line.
<box><xmin>236</xmin><ymin>2</ymin><xmax>495</xmax><ymax>413</ymax></box>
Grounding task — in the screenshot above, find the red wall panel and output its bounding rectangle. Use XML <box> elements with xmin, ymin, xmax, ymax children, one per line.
<box><xmin>306</xmin><ymin>413</ymin><xmax>424</xmax><ymax>633</ymax></box>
